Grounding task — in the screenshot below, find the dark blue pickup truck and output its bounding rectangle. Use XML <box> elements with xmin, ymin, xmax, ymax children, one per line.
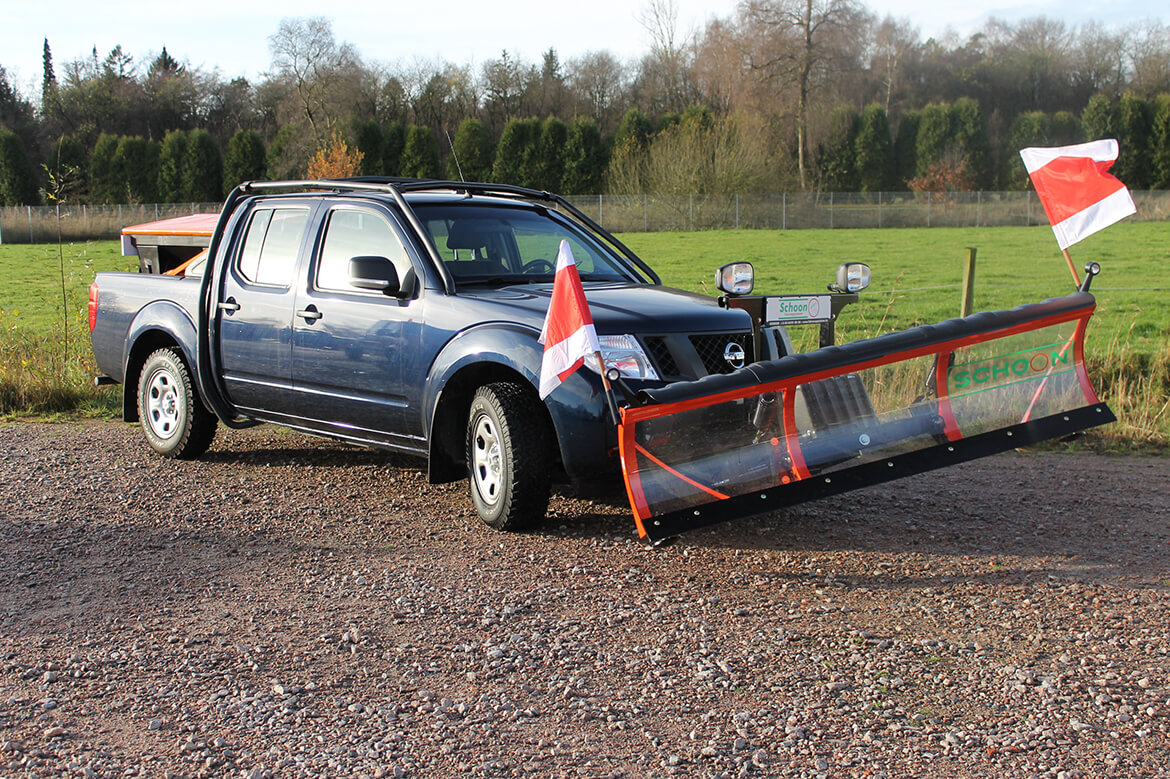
<box><xmin>89</xmin><ymin>179</ymin><xmax>766</xmax><ymax>529</ymax></box>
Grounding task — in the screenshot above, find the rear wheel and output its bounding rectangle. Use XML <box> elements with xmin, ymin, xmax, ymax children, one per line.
<box><xmin>137</xmin><ymin>348</ymin><xmax>217</xmax><ymax>459</ymax></box>
<box><xmin>466</xmin><ymin>383</ymin><xmax>551</xmax><ymax>530</ymax></box>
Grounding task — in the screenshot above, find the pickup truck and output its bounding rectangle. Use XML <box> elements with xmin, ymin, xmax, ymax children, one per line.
<box><xmin>90</xmin><ymin>178</ymin><xmax>825</xmax><ymax>530</ymax></box>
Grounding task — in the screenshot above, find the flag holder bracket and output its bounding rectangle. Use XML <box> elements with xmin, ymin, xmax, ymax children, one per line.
<box><xmin>1079</xmin><ymin>261</ymin><xmax>1101</xmax><ymax>293</ymax></box>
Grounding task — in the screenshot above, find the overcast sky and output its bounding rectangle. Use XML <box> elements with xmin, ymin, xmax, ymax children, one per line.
<box><xmin>3</xmin><ymin>0</ymin><xmax>1165</xmax><ymax>98</ymax></box>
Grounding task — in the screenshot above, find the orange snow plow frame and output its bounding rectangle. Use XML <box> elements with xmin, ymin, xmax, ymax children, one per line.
<box><xmin>618</xmin><ymin>291</ymin><xmax>1114</xmax><ymax>541</ymax></box>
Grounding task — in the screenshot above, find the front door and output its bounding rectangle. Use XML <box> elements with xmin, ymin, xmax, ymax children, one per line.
<box><xmin>290</xmin><ymin>204</ymin><xmax>423</xmax><ymax>451</ymax></box>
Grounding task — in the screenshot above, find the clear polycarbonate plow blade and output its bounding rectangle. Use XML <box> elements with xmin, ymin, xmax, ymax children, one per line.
<box><xmin>619</xmin><ymin>292</ymin><xmax>1115</xmax><ymax>541</ymax></box>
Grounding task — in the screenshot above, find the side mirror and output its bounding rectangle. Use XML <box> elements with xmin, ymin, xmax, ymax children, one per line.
<box><xmin>349</xmin><ymin>256</ymin><xmax>406</xmax><ymax>297</ymax></box>
<box><xmin>831</xmin><ymin>262</ymin><xmax>870</xmax><ymax>293</ymax></box>
<box><xmin>715</xmin><ymin>262</ymin><xmax>754</xmax><ymax>296</ymax></box>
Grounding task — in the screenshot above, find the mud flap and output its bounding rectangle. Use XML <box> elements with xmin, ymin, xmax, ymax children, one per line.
<box><xmin>619</xmin><ymin>291</ymin><xmax>1115</xmax><ymax>541</ymax></box>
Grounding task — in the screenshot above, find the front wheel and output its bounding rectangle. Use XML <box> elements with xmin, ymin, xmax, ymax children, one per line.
<box><xmin>466</xmin><ymin>383</ymin><xmax>551</xmax><ymax>530</ymax></box>
<box><xmin>137</xmin><ymin>348</ymin><xmax>217</xmax><ymax>459</ymax></box>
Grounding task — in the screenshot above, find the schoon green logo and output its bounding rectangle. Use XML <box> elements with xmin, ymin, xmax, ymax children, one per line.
<box><xmin>766</xmin><ymin>295</ymin><xmax>829</xmax><ymax>322</ymax></box>
<box><xmin>948</xmin><ymin>345</ymin><xmax>1071</xmax><ymax>392</ymax></box>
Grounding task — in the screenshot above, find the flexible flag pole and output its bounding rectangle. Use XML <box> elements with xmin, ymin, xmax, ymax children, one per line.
<box><xmin>594</xmin><ymin>352</ymin><xmax>620</xmax><ymax>425</ymax></box>
<box><xmin>1061</xmin><ymin>248</ymin><xmax>1081</xmax><ymax>288</ymax></box>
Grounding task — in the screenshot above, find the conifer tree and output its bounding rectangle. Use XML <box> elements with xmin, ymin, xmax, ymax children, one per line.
<box><xmin>855</xmin><ymin>104</ymin><xmax>893</xmax><ymax>193</ymax></box>
<box><xmin>0</xmin><ymin>128</ymin><xmax>39</xmax><ymax>205</ymax></box>
<box><xmin>89</xmin><ymin>133</ymin><xmax>120</xmax><ymax>204</ymax></box>
<box><xmin>399</xmin><ymin>125</ymin><xmax>440</xmax><ymax>179</ymax></box>
<box><xmin>381</xmin><ymin>123</ymin><xmax>406</xmax><ymax>177</ymax></box>
<box><xmin>562</xmin><ymin>118</ymin><xmax>605</xmax><ymax>195</ymax></box>
<box><xmin>449</xmin><ymin>118</ymin><xmax>494</xmax><ymax>182</ymax></box>
<box><xmin>1116</xmin><ymin>92</ymin><xmax>1152</xmax><ymax>189</ymax></box>
<box><xmin>223</xmin><ymin>129</ymin><xmax>266</xmax><ymax>194</ymax></box>
<box><xmin>1081</xmin><ymin>94</ymin><xmax>1117</xmax><ymax>142</ymax></box>
<box><xmin>183</xmin><ymin>129</ymin><xmax>223</xmax><ymax>203</ymax></box>
<box><xmin>1151</xmin><ymin>94</ymin><xmax>1170</xmax><ymax>190</ymax></box>
<box><xmin>157</xmin><ymin>129</ymin><xmax>189</xmax><ymax>202</ymax></box>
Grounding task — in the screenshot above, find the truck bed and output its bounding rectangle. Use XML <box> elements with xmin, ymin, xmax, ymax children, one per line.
<box><xmin>90</xmin><ymin>272</ymin><xmax>204</xmax><ymax>384</ymax></box>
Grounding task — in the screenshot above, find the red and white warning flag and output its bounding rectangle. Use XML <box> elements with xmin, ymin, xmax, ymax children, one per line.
<box><xmin>1019</xmin><ymin>139</ymin><xmax>1136</xmax><ymax>251</ymax></box>
<box><xmin>538</xmin><ymin>240</ymin><xmax>602</xmax><ymax>399</ymax></box>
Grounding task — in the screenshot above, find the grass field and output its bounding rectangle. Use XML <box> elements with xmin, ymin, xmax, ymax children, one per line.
<box><xmin>2</xmin><ymin>223</ymin><xmax>1166</xmax><ymax>447</ymax></box>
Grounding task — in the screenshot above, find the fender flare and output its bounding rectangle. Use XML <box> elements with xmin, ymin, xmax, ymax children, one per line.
<box><xmin>422</xmin><ymin>323</ymin><xmax>612</xmax><ymax>484</ymax></box>
<box><xmin>120</xmin><ymin>301</ymin><xmax>200</xmax><ymax>421</ymax></box>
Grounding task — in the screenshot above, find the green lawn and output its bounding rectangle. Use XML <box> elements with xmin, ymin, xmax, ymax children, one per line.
<box><xmin>620</xmin><ymin>222</ymin><xmax>1170</xmax><ymax>358</ymax></box>
<box><xmin>1</xmin><ymin>223</ymin><xmax>1166</xmax><ymax>445</ymax></box>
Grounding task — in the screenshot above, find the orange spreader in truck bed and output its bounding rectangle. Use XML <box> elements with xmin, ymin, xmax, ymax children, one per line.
<box><xmin>121</xmin><ymin>213</ymin><xmax>218</xmax><ymax>274</ymax></box>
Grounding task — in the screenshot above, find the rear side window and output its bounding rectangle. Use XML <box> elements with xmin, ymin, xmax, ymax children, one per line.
<box><xmin>237</xmin><ymin>207</ymin><xmax>310</xmax><ymax>286</ymax></box>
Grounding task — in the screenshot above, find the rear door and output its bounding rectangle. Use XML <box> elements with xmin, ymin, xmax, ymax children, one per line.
<box><xmin>217</xmin><ymin>201</ymin><xmax>315</xmax><ymax>418</ymax></box>
<box><xmin>289</xmin><ymin>203</ymin><xmax>424</xmax><ymax>451</ymax></box>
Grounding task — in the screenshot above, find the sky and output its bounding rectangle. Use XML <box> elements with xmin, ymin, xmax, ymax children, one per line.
<box><xmin>3</xmin><ymin>0</ymin><xmax>1164</xmax><ymax>99</ymax></box>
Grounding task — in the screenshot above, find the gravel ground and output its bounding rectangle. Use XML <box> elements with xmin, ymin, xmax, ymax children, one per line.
<box><xmin>1</xmin><ymin>420</ymin><xmax>1168</xmax><ymax>779</ymax></box>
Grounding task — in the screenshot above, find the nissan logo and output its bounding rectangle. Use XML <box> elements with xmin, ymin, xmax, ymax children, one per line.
<box><xmin>723</xmin><ymin>341</ymin><xmax>746</xmax><ymax>369</ymax></box>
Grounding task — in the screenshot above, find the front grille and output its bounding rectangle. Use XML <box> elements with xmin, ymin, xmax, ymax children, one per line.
<box><xmin>690</xmin><ymin>332</ymin><xmax>753</xmax><ymax>375</ymax></box>
<box><xmin>644</xmin><ymin>336</ymin><xmax>680</xmax><ymax>377</ymax></box>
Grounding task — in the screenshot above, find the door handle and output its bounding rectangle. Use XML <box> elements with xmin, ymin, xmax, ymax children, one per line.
<box><xmin>296</xmin><ymin>306</ymin><xmax>323</xmax><ymax>323</ymax></box>
<box><xmin>217</xmin><ymin>298</ymin><xmax>240</xmax><ymax>314</ymax></box>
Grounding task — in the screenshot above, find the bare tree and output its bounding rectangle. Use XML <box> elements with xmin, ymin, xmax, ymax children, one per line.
<box><xmin>740</xmin><ymin>0</ymin><xmax>871</xmax><ymax>189</ymax></box>
<box><xmin>635</xmin><ymin>0</ymin><xmax>699</xmax><ymax>113</ymax></box>
<box><xmin>1069</xmin><ymin>21</ymin><xmax>1126</xmax><ymax>101</ymax></box>
<box><xmin>566</xmin><ymin>51</ymin><xmax>629</xmax><ymax>131</ymax></box>
<box><xmin>481</xmin><ymin>51</ymin><xmax>532</xmax><ymax>133</ymax></box>
<box><xmin>870</xmin><ymin>15</ymin><xmax>919</xmax><ymax>115</ymax></box>
<box><xmin>982</xmin><ymin>16</ymin><xmax>1073</xmax><ymax>113</ymax></box>
<box><xmin>1124</xmin><ymin>20</ymin><xmax>1170</xmax><ymax>97</ymax></box>
<box><xmin>267</xmin><ymin>17</ymin><xmax>361</xmax><ymax>141</ymax></box>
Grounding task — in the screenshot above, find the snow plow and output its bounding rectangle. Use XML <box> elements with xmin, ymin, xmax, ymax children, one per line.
<box><xmin>616</xmin><ymin>263</ymin><xmax>1115</xmax><ymax>542</ymax></box>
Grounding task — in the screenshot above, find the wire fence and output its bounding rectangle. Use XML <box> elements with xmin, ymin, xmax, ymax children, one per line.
<box><xmin>2</xmin><ymin>191</ymin><xmax>1168</xmax><ymax>244</ymax></box>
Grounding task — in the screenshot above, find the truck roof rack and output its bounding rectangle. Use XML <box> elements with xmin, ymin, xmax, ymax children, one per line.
<box><xmin>235</xmin><ymin>178</ymin><xmax>660</xmax><ymax>285</ymax></box>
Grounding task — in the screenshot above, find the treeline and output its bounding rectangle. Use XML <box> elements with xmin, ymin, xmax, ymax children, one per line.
<box><xmin>2</xmin><ymin>6</ymin><xmax>1170</xmax><ymax>206</ymax></box>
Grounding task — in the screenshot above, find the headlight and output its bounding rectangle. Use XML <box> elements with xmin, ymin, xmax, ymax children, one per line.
<box><xmin>594</xmin><ymin>335</ymin><xmax>660</xmax><ymax>381</ymax></box>
<box><xmin>835</xmin><ymin>262</ymin><xmax>870</xmax><ymax>292</ymax></box>
<box><xmin>716</xmin><ymin>262</ymin><xmax>755</xmax><ymax>295</ymax></box>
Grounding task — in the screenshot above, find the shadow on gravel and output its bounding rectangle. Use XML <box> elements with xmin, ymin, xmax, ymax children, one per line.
<box><xmin>201</xmin><ymin>442</ymin><xmax>425</xmax><ymax>472</ymax></box>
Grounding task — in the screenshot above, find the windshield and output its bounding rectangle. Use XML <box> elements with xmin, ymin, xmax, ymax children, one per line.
<box><xmin>412</xmin><ymin>202</ymin><xmax>635</xmax><ymax>286</ymax></box>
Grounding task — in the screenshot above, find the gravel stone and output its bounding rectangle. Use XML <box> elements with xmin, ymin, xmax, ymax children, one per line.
<box><xmin>1</xmin><ymin>421</ymin><xmax>1168</xmax><ymax>777</ymax></box>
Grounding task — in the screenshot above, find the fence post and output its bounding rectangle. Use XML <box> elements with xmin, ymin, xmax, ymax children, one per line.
<box><xmin>689</xmin><ymin>194</ymin><xmax>694</xmax><ymax>231</ymax></box>
<box><xmin>878</xmin><ymin>192</ymin><xmax>882</xmax><ymax>229</ymax></box>
<box><xmin>977</xmin><ymin>191</ymin><xmax>982</xmax><ymax>226</ymax></box>
<box><xmin>927</xmin><ymin>192</ymin><xmax>931</xmax><ymax>228</ymax></box>
<box><xmin>829</xmin><ymin>192</ymin><xmax>834</xmax><ymax>229</ymax></box>
<box><xmin>28</xmin><ymin>206</ymin><xmax>33</xmax><ymax>242</ymax></box>
<box><xmin>961</xmin><ymin>248</ymin><xmax>977</xmax><ymax>317</ymax></box>
<box><xmin>644</xmin><ymin>194</ymin><xmax>648</xmax><ymax>232</ymax></box>
<box><xmin>598</xmin><ymin>194</ymin><xmax>603</xmax><ymax>228</ymax></box>
<box><xmin>84</xmin><ymin>204</ymin><xmax>88</xmax><ymax>234</ymax></box>
<box><xmin>782</xmin><ymin>192</ymin><xmax>787</xmax><ymax>230</ymax></box>
<box><xmin>1027</xmin><ymin>190</ymin><xmax>1031</xmax><ymax>226</ymax></box>
<box><xmin>735</xmin><ymin>193</ymin><xmax>739</xmax><ymax>229</ymax></box>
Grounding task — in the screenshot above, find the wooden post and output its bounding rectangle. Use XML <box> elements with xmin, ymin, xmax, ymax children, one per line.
<box><xmin>961</xmin><ymin>247</ymin><xmax>977</xmax><ymax>318</ymax></box>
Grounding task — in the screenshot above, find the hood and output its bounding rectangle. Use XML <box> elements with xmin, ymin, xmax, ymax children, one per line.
<box><xmin>458</xmin><ymin>282</ymin><xmax>753</xmax><ymax>334</ymax></box>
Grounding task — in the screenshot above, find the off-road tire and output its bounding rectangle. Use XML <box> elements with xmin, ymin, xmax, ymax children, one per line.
<box><xmin>466</xmin><ymin>383</ymin><xmax>551</xmax><ymax>530</ymax></box>
<box><xmin>137</xmin><ymin>348</ymin><xmax>217</xmax><ymax>459</ymax></box>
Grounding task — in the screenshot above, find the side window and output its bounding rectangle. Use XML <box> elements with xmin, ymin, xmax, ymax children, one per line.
<box><xmin>316</xmin><ymin>208</ymin><xmax>412</xmax><ymax>293</ymax></box>
<box><xmin>236</xmin><ymin>207</ymin><xmax>309</xmax><ymax>287</ymax></box>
